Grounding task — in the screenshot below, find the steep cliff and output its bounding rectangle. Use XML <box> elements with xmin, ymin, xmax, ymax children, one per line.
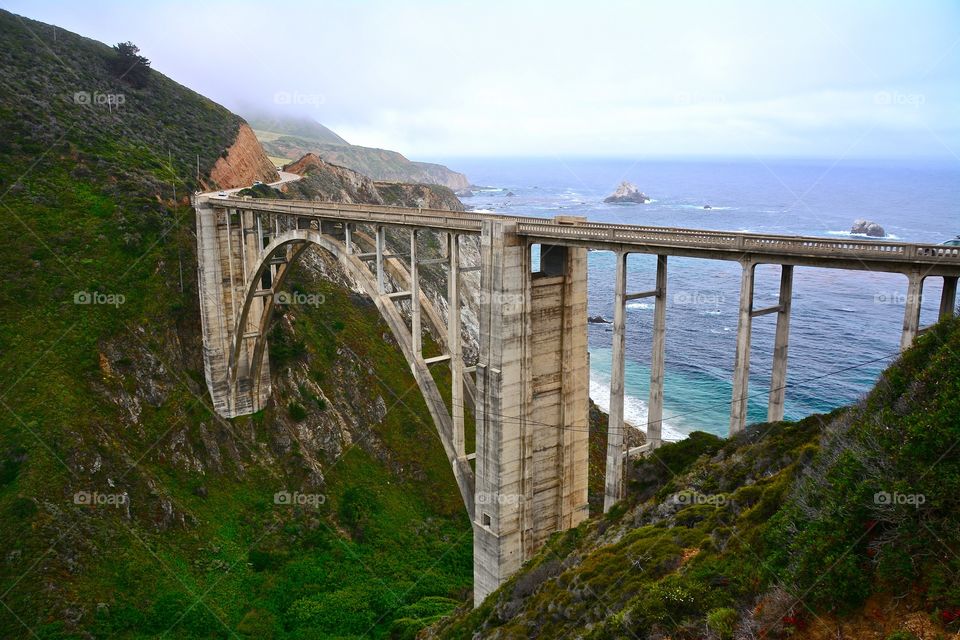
<box><xmin>208</xmin><ymin>122</ymin><xmax>279</xmax><ymax>189</ymax></box>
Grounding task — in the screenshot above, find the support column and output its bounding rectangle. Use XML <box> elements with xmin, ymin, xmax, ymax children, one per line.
<box><xmin>410</xmin><ymin>229</ymin><xmax>421</xmax><ymax>355</ymax></box>
<box><xmin>375</xmin><ymin>226</ymin><xmax>386</xmax><ymax>294</ymax></box>
<box><xmin>224</xmin><ymin>209</ymin><xmax>237</xmax><ymax>320</ymax></box>
<box><xmin>194</xmin><ymin>200</ymin><xmax>270</xmax><ymax>418</ymax></box>
<box><xmin>344</xmin><ymin>222</ymin><xmax>353</xmax><ymax>255</ymax></box>
<box><xmin>448</xmin><ymin>233</ymin><xmax>464</xmax><ymax>457</ymax></box>
<box><xmin>474</xmin><ymin>221</ymin><xmax>528</xmax><ymax>606</ymax></box>
<box><xmin>730</xmin><ymin>259</ymin><xmax>756</xmax><ymax>435</ymax></box>
<box><xmin>473</xmin><ymin>222</ymin><xmax>589</xmax><ymax>606</ymax></box>
<box><xmin>603</xmin><ymin>251</ymin><xmax>628</xmax><ymax>513</ymax></box>
<box><xmin>647</xmin><ymin>255</ymin><xmax>668</xmax><ymax>449</ymax></box>
<box><xmin>940</xmin><ymin>275</ymin><xmax>958</xmax><ymax>320</ymax></box>
<box><xmin>900</xmin><ymin>270</ymin><xmax>924</xmax><ymax>351</ymax></box>
<box><xmin>767</xmin><ymin>265</ymin><xmax>793</xmax><ymax>423</ymax></box>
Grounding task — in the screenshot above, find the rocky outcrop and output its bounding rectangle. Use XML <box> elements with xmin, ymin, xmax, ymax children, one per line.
<box><xmin>588</xmin><ymin>315</ymin><xmax>611</xmax><ymax>324</ymax></box>
<box><xmin>375</xmin><ymin>182</ymin><xmax>465</xmax><ymax>211</ymax></box>
<box><xmin>208</xmin><ymin>123</ymin><xmax>279</xmax><ymax>189</ymax></box>
<box><xmin>280</xmin><ymin>153</ymin><xmax>464</xmax><ymax>211</ymax></box>
<box><xmin>282</xmin><ymin>153</ymin><xmax>383</xmax><ymax>204</ymax></box>
<box><xmin>257</xmin><ymin>131</ymin><xmax>469</xmax><ymax>190</ymax></box>
<box><xmin>410</xmin><ymin>161</ymin><xmax>470</xmax><ymax>191</ymax></box>
<box><xmin>851</xmin><ymin>218</ymin><xmax>886</xmax><ymax>237</ymax></box>
<box><xmin>604</xmin><ymin>181</ymin><xmax>650</xmax><ymax>204</ymax></box>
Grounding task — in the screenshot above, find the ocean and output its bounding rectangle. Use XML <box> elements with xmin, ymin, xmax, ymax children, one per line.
<box><xmin>439</xmin><ymin>157</ymin><xmax>960</xmax><ymax>439</ymax></box>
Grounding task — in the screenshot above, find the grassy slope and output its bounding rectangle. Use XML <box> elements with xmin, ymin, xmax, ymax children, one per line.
<box><xmin>0</xmin><ymin>10</ymin><xmax>471</xmax><ymax>639</ymax></box>
<box><xmin>433</xmin><ymin>317</ymin><xmax>960</xmax><ymax>639</ymax></box>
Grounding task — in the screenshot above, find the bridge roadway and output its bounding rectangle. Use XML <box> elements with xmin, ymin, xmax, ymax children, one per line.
<box><xmin>199</xmin><ymin>194</ymin><xmax>959</xmax><ymax>605</ymax></box>
<box><xmin>215</xmin><ymin>196</ymin><xmax>960</xmax><ymax>275</ymax></box>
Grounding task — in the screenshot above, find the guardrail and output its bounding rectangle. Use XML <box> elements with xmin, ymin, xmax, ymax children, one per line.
<box><xmin>208</xmin><ymin>197</ymin><xmax>960</xmax><ymax>266</ymax></box>
<box><xmin>517</xmin><ymin>221</ymin><xmax>960</xmax><ymax>263</ymax></box>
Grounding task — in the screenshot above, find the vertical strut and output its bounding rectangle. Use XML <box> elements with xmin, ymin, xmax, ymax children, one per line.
<box><xmin>449</xmin><ymin>233</ymin><xmax>464</xmax><ymax>457</ymax></box>
<box><xmin>730</xmin><ymin>259</ymin><xmax>756</xmax><ymax>435</ymax></box>
<box><xmin>939</xmin><ymin>275</ymin><xmax>957</xmax><ymax>320</ymax></box>
<box><xmin>767</xmin><ymin>265</ymin><xmax>793</xmax><ymax>422</ymax></box>
<box><xmin>376</xmin><ymin>225</ymin><xmax>386</xmax><ymax>294</ymax></box>
<box><xmin>603</xmin><ymin>250</ymin><xmax>628</xmax><ymax>512</ymax></box>
<box><xmin>647</xmin><ymin>255</ymin><xmax>667</xmax><ymax>449</ymax></box>
<box><xmin>410</xmin><ymin>229</ymin><xmax>421</xmax><ymax>355</ymax></box>
<box><xmin>900</xmin><ymin>270</ymin><xmax>924</xmax><ymax>351</ymax></box>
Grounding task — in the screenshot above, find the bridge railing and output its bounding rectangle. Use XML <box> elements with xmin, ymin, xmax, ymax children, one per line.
<box><xmin>515</xmin><ymin>221</ymin><xmax>960</xmax><ymax>264</ymax></box>
<box><xmin>210</xmin><ymin>197</ymin><xmax>960</xmax><ymax>265</ymax></box>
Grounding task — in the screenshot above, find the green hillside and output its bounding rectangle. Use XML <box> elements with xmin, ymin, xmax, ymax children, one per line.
<box><xmin>246</xmin><ymin>112</ymin><xmax>349</xmax><ymax>146</ymax></box>
<box><xmin>0</xmin><ymin>10</ymin><xmax>472</xmax><ymax>639</ymax></box>
<box><xmin>429</xmin><ymin>316</ymin><xmax>960</xmax><ymax>639</ymax></box>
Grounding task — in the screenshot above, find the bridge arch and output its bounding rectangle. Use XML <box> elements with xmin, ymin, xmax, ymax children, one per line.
<box><xmin>228</xmin><ymin>226</ymin><xmax>476</xmax><ymax>518</ymax></box>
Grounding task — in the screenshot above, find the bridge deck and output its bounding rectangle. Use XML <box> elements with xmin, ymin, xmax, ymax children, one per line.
<box><xmin>212</xmin><ymin>196</ymin><xmax>960</xmax><ymax>276</ymax></box>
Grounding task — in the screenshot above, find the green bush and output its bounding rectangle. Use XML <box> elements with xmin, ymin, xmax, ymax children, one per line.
<box><xmin>885</xmin><ymin>632</ymin><xmax>917</xmax><ymax>640</ymax></box>
<box><xmin>287</xmin><ymin>401</ymin><xmax>307</xmax><ymax>421</ymax></box>
<box><xmin>706</xmin><ymin>607</ymin><xmax>738</xmax><ymax>639</ymax></box>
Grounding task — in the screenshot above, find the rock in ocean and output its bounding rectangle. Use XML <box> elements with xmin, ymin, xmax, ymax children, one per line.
<box><xmin>604</xmin><ymin>181</ymin><xmax>650</xmax><ymax>204</ymax></box>
<box><xmin>851</xmin><ymin>218</ymin><xmax>886</xmax><ymax>237</ymax></box>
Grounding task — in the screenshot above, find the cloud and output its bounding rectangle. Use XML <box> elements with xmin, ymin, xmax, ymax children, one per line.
<box><xmin>7</xmin><ymin>0</ymin><xmax>960</xmax><ymax>158</ymax></box>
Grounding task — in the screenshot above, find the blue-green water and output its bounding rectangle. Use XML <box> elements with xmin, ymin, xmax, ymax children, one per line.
<box><xmin>441</xmin><ymin>157</ymin><xmax>959</xmax><ymax>439</ymax></box>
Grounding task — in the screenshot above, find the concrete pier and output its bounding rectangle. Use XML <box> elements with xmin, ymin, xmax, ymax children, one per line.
<box><xmin>410</xmin><ymin>229</ymin><xmax>421</xmax><ymax>355</ymax></box>
<box><xmin>448</xmin><ymin>233</ymin><xmax>465</xmax><ymax>457</ymax></box>
<box><xmin>375</xmin><ymin>225</ymin><xmax>386</xmax><ymax>294</ymax></box>
<box><xmin>901</xmin><ymin>270</ymin><xmax>924</xmax><ymax>351</ymax></box>
<box><xmin>730</xmin><ymin>260</ymin><xmax>756</xmax><ymax>434</ymax></box>
<box><xmin>767</xmin><ymin>265</ymin><xmax>793</xmax><ymax>423</ymax></box>
<box><xmin>603</xmin><ymin>251</ymin><xmax>628</xmax><ymax>513</ymax></box>
<box><xmin>939</xmin><ymin>275</ymin><xmax>957</xmax><ymax>320</ymax></box>
<box><xmin>472</xmin><ymin>222</ymin><xmax>589</xmax><ymax>605</ymax></box>
<box><xmin>647</xmin><ymin>255</ymin><xmax>668</xmax><ymax>448</ymax></box>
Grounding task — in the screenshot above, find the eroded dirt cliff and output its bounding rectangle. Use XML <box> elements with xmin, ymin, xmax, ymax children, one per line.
<box><xmin>208</xmin><ymin>123</ymin><xmax>279</xmax><ymax>189</ymax></box>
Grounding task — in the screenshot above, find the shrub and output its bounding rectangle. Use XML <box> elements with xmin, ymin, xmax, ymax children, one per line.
<box><xmin>108</xmin><ymin>41</ymin><xmax>151</xmax><ymax>88</ymax></box>
<box><xmin>287</xmin><ymin>401</ymin><xmax>307</xmax><ymax>422</ymax></box>
<box><xmin>706</xmin><ymin>607</ymin><xmax>737</xmax><ymax>639</ymax></box>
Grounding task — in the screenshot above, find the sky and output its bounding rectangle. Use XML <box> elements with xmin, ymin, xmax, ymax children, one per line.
<box><xmin>4</xmin><ymin>0</ymin><xmax>960</xmax><ymax>160</ymax></box>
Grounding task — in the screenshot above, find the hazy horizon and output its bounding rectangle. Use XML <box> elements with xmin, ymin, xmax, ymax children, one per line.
<box><xmin>3</xmin><ymin>0</ymin><xmax>959</xmax><ymax>162</ymax></box>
